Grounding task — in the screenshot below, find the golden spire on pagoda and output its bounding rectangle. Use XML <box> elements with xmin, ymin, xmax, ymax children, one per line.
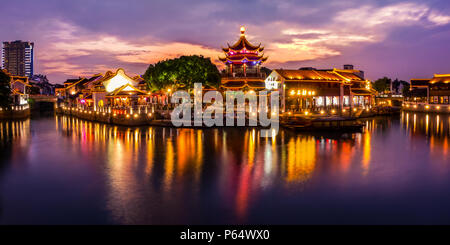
<box><xmin>240</xmin><ymin>26</ymin><xmax>246</xmax><ymax>36</ymax></box>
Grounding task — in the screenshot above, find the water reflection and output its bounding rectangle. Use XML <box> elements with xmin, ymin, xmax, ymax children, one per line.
<box><xmin>0</xmin><ymin>120</ymin><xmax>31</xmax><ymax>167</ymax></box>
<box><xmin>0</xmin><ymin>120</ymin><xmax>30</xmax><ymax>148</ymax></box>
<box><xmin>401</xmin><ymin>111</ymin><xmax>449</xmax><ymax>156</ymax></box>
<box><xmin>54</xmin><ymin>115</ymin><xmax>376</xmax><ymax>223</ymax></box>
<box><xmin>0</xmin><ymin>120</ymin><xmax>31</xmax><ymax>222</ymax></box>
<box><xmin>1</xmin><ymin>113</ymin><xmax>449</xmax><ymax>224</ymax></box>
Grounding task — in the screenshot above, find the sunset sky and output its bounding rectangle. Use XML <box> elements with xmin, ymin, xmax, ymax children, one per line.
<box><xmin>1</xmin><ymin>0</ymin><xmax>449</xmax><ymax>83</ymax></box>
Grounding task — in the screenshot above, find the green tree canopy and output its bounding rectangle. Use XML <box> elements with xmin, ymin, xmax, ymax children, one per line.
<box><xmin>372</xmin><ymin>77</ymin><xmax>391</xmax><ymax>93</ymax></box>
<box><xmin>143</xmin><ymin>55</ymin><xmax>221</xmax><ymax>91</ymax></box>
<box><xmin>0</xmin><ymin>70</ymin><xmax>12</xmax><ymax>109</ymax></box>
<box><xmin>402</xmin><ymin>82</ymin><xmax>411</xmax><ymax>96</ymax></box>
<box><xmin>391</xmin><ymin>79</ymin><xmax>409</xmax><ymax>94</ymax></box>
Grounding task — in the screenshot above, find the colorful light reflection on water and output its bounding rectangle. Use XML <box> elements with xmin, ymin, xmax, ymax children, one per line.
<box><xmin>0</xmin><ymin>113</ymin><xmax>449</xmax><ymax>224</ymax></box>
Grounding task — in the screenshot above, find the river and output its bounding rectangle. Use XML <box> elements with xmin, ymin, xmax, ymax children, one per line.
<box><xmin>0</xmin><ymin>112</ymin><xmax>449</xmax><ymax>224</ymax></box>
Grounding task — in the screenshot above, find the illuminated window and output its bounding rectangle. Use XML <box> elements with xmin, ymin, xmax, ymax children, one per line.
<box><xmin>326</xmin><ymin>96</ymin><xmax>331</xmax><ymax>106</ymax></box>
<box><xmin>333</xmin><ymin>96</ymin><xmax>338</xmax><ymax>105</ymax></box>
<box><xmin>316</xmin><ymin>97</ymin><xmax>323</xmax><ymax>106</ymax></box>
<box><xmin>343</xmin><ymin>96</ymin><xmax>349</xmax><ymax>106</ymax></box>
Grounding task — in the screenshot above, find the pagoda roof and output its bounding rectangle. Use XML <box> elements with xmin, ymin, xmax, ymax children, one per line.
<box><xmin>219</xmin><ymin>53</ymin><xmax>268</xmax><ymax>63</ymax></box>
<box><xmin>222</xmin><ymin>27</ymin><xmax>264</xmax><ymax>52</ymax></box>
<box><xmin>223</xmin><ymin>37</ymin><xmax>262</xmax><ymax>52</ymax></box>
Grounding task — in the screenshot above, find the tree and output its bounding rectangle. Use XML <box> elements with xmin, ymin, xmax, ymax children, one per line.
<box><xmin>260</xmin><ymin>67</ymin><xmax>272</xmax><ymax>76</ymax></box>
<box><xmin>372</xmin><ymin>77</ymin><xmax>391</xmax><ymax>94</ymax></box>
<box><xmin>0</xmin><ymin>70</ymin><xmax>12</xmax><ymax>109</ymax></box>
<box><xmin>143</xmin><ymin>55</ymin><xmax>221</xmax><ymax>91</ymax></box>
<box><xmin>402</xmin><ymin>82</ymin><xmax>410</xmax><ymax>96</ymax></box>
<box><xmin>392</xmin><ymin>79</ymin><xmax>401</xmax><ymax>94</ymax></box>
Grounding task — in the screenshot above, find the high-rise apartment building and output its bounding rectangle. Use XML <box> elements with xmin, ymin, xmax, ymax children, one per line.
<box><xmin>1</xmin><ymin>40</ymin><xmax>34</xmax><ymax>77</ymax></box>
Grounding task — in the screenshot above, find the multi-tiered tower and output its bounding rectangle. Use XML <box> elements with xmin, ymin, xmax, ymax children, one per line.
<box><xmin>219</xmin><ymin>27</ymin><xmax>268</xmax><ymax>91</ymax></box>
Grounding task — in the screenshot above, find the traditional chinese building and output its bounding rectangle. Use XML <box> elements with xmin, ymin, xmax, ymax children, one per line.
<box><xmin>264</xmin><ymin>66</ymin><xmax>376</xmax><ymax>113</ymax></box>
<box><xmin>408</xmin><ymin>74</ymin><xmax>450</xmax><ymax>104</ymax></box>
<box><xmin>219</xmin><ymin>26</ymin><xmax>268</xmax><ymax>91</ymax></box>
<box><xmin>59</xmin><ymin>68</ymin><xmax>158</xmax><ymax>114</ymax></box>
<box><xmin>1</xmin><ymin>69</ymin><xmax>30</xmax><ymax>106</ymax></box>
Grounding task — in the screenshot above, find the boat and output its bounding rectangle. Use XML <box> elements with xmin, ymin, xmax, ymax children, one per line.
<box><xmin>281</xmin><ymin>116</ymin><xmax>365</xmax><ymax>132</ymax></box>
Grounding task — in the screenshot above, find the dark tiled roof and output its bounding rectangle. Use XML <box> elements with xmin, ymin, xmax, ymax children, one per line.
<box><xmin>429</xmin><ymin>74</ymin><xmax>450</xmax><ymax>84</ymax></box>
<box><xmin>64</xmin><ymin>78</ymin><xmax>81</xmax><ymax>83</ymax></box>
<box><xmin>87</xmin><ymin>74</ymin><xmax>102</xmax><ymax>82</ymax></box>
<box><xmin>274</xmin><ymin>69</ymin><xmax>342</xmax><ymax>81</ymax></box>
<box><xmin>410</xmin><ymin>79</ymin><xmax>430</xmax><ymax>86</ymax></box>
<box><xmin>334</xmin><ymin>71</ymin><xmax>363</xmax><ymax>81</ymax></box>
<box><xmin>223</xmin><ymin>35</ymin><xmax>262</xmax><ymax>52</ymax></box>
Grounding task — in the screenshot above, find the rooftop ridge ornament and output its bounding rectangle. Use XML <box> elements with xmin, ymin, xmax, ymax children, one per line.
<box><xmin>240</xmin><ymin>26</ymin><xmax>246</xmax><ymax>35</ymax></box>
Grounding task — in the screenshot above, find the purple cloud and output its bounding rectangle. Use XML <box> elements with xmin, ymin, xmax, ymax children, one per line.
<box><xmin>0</xmin><ymin>0</ymin><xmax>449</xmax><ymax>83</ymax></box>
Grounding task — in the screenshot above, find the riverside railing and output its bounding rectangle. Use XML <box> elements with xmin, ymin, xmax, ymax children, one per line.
<box><xmin>59</xmin><ymin>105</ymin><xmax>156</xmax><ymax>118</ymax></box>
<box><xmin>403</xmin><ymin>101</ymin><xmax>450</xmax><ymax>113</ymax></box>
<box><xmin>0</xmin><ymin>104</ymin><xmax>30</xmax><ymax>111</ymax></box>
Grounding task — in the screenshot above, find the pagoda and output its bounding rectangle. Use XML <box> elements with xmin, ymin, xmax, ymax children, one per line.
<box><xmin>219</xmin><ymin>26</ymin><xmax>268</xmax><ymax>90</ymax></box>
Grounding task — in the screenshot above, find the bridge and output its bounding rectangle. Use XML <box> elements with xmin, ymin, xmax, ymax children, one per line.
<box><xmin>375</xmin><ymin>94</ymin><xmax>404</xmax><ymax>107</ymax></box>
<box><xmin>29</xmin><ymin>94</ymin><xmax>58</xmax><ymax>103</ymax></box>
<box><xmin>29</xmin><ymin>95</ymin><xmax>58</xmax><ymax>114</ymax></box>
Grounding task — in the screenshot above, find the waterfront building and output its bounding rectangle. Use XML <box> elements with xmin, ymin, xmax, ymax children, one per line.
<box><xmin>62</xmin><ymin>77</ymin><xmax>87</xmax><ymax>97</ymax></box>
<box><xmin>408</xmin><ymin>78</ymin><xmax>430</xmax><ymax>103</ymax></box>
<box><xmin>404</xmin><ymin>74</ymin><xmax>450</xmax><ymax>113</ymax></box>
<box><xmin>264</xmin><ymin>66</ymin><xmax>376</xmax><ymax>113</ymax></box>
<box><xmin>10</xmin><ymin>76</ymin><xmax>30</xmax><ymax>95</ymax></box>
<box><xmin>1</xmin><ymin>69</ymin><xmax>30</xmax><ymax>106</ymax></box>
<box><xmin>55</xmin><ymin>84</ymin><xmax>65</xmax><ymax>98</ymax></box>
<box><xmin>61</xmin><ymin>77</ymin><xmax>88</xmax><ymax>106</ymax></box>
<box><xmin>428</xmin><ymin>74</ymin><xmax>450</xmax><ymax>105</ymax></box>
<box><xmin>409</xmin><ymin>74</ymin><xmax>450</xmax><ymax>104</ymax></box>
<box><xmin>219</xmin><ymin>26</ymin><xmax>268</xmax><ymax>91</ymax></box>
<box><xmin>96</xmin><ymin>69</ymin><xmax>149</xmax><ymax>112</ymax></box>
<box><xmin>2</xmin><ymin>40</ymin><xmax>34</xmax><ymax>77</ymax></box>
<box><xmin>10</xmin><ymin>75</ymin><xmax>31</xmax><ymax>106</ymax></box>
<box><xmin>59</xmin><ymin>68</ymin><xmax>158</xmax><ymax>114</ymax></box>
